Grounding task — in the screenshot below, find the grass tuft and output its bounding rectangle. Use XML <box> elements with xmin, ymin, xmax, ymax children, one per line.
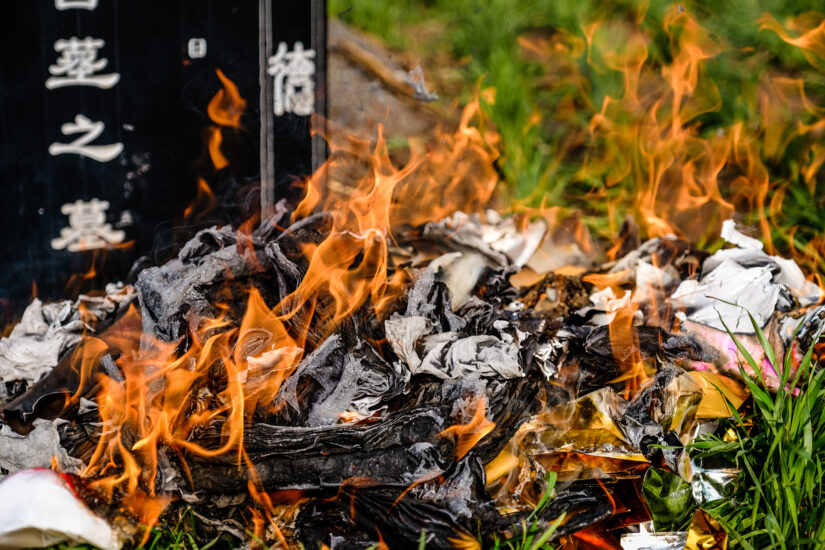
<box><xmin>484</xmin><ymin>471</ymin><xmax>564</xmax><ymax>550</ymax></box>
<box><xmin>689</xmin><ymin>311</ymin><xmax>825</xmax><ymax>548</ymax></box>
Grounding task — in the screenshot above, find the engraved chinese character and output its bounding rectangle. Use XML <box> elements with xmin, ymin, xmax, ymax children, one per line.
<box><xmin>267</xmin><ymin>41</ymin><xmax>316</xmax><ymax>116</ymax></box>
<box><xmin>49</xmin><ymin>114</ymin><xmax>123</xmax><ymax>162</ymax></box>
<box><xmin>46</xmin><ymin>37</ymin><xmax>120</xmax><ymax>89</ymax></box>
<box><xmin>55</xmin><ymin>0</ymin><xmax>98</xmax><ymax>10</ymax></box>
<box><xmin>187</xmin><ymin>38</ymin><xmax>207</xmax><ymax>59</ymax></box>
<box><xmin>51</xmin><ymin>199</ymin><xmax>125</xmax><ymax>252</ymax></box>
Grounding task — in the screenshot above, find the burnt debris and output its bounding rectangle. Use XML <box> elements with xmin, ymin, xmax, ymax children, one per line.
<box><xmin>0</xmin><ymin>211</ymin><xmax>822</xmax><ymax>549</ymax></box>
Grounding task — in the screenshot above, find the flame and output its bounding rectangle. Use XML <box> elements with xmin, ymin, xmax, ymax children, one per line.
<box><xmin>516</xmin><ymin>4</ymin><xmax>825</xmax><ymax>272</ymax></box>
<box><xmin>63</xmin><ymin>246</ymin><xmax>134</xmax><ymax>299</ymax></box>
<box><xmin>85</xmin><ymin>287</ymin><xmax>303</xmax><ymax>492</ymax></box>
<box><xmin>449</xmin><ymin>533</ymin><xmax>482</xmax><ymax>550</ymax></box>
<box><xmin>206</xmin><ymin>126</ymin><xmax>228</xmax><ymax>170</ymax></box>
<box><xmin>71</xmin><ymin>96</ymin><xmax>501</xmax><ymax>536</ymax></box>
<box><xmin>54</xmin><ymin>5</ymin><xmax>825</xmax><ymax>541</ymax></box>
<box><xmin>183</xmin><ymin>178</ymin><xmax>217</xmax><ymax>220</ymax></box>
<box><xmin>208</xmin><ymin>69</ymin><xmax>246</xmax><ymax>128</ymax></box>
<box><xmin>582</xmin><ymin>270</ymin><xmax>629</xmax><ymax>295</ymax></box>
<box><xmin>247</xmin><ymin>483</ymin><xmax>291</xmax><ymax>549</ymax></box>
<box><xmin>607</xmin><ymin>306</ymin><xmax>652</xmax><ymax>399</ymax></box>
<box><xmin>63</xmin><ymin>252</ymin><xmax>100</xmax><ymax>297</ymax></box>
<box><xmin>438</xmin><ymin>396</ymin><xmax>495</xmax><ymax>460</ymax></box>
<box><xmin>283</xmin><ymin>99</ymin><xmax>498</xmax><ymax>329</ymax></box>
<box><xmin>579</xmin><ymin>6</ymin><xmax>735</xmax><ymax>242</ymax></box>
<box><xmin>759</xmin><ymin>13</ymin><xmax>825</xmax><ymax>72</ymax></box>
<box><xmin>205</xmin><ymin>69</ymin><xmax>246</xmax><ymax>170</ymax></box>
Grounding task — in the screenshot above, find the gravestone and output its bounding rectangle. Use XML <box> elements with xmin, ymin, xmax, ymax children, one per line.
<box><xmin>0</xmin><ymin>0</ymin><xmax>327</xmax><ymax>320</ymax></box>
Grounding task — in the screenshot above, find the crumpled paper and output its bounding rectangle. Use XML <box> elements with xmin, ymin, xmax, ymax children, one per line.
<box><xmin>418</xmin><ymin>211</ymin><xmax>548</xmax><ymax>308</ymax></box>
<box><xmin>642</xmin><ymin>468</ymin><xmax>694</xmax><ymax>531</ymax></box>
<box><xmin>691</xmin><ymin>466</ymin><xmax>738</xmax><ymax>506</ymax></box>
<box><xmin>385</xmin><ymin>316</ymin><xmax>523</xmax><ymax>379</ymax></box>
<box><xmin>0</xmin><ymin>284</ymin><xmax>135</xmax><ymax>384</ymax></box>
<box><xmin>0</xmin><ymin>419</ymin><xmax>83</xmax><ymax>477</ymax></box>
<box><xmin>620</xmin><ymin>524</ymin><xmax>688</xmax><ymax>550</ymax></box>
<box><xmin>671</xmin><ymin>220</ymin><xmax>821</xmax><ymax>334</ymax></box>
<box><xmin>685</xmin><ymin>509</ymin><xmax>728</xmax><ymax>550</ymax></box>
<box><xmin>276</xmin><ymin>335</ymin><xmax>410</xmax><ymax>425</ymax></box>
<box><xmin>0</xmin><ymin>469</ymin><xmax>121</xmax><ymax>549</ymax></box>
<box><xmin>384</xmin><ymin>269</ymin><xmax>523</xmax><ymax>379</ymax></box>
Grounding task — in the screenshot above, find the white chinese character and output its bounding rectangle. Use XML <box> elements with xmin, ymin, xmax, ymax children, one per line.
<box><xmin>55</xmin><ymin>0</ymin><xmax>98</xmax><ymax>9</ymax></box>
<box><xmin>51</xmin><ymin>199</ymin><xmax>125</xmax><ymax>252</ymax></box>
<box><xmin>46</xmin><ymin>37</ymin><xmax>120</xmax><ymax>89</ymax></box>
<box><xmin>267</xmin><ymin>41</ymin><xmax>316</xmax><ymax>116</ymax></box>
<box><xmin>49</xmin><ymin>114</ymin><xmax>123</xmax><ymax>162</ymax></box>
<box><xmin>187</xmin><ymin>38</ymin><xmax>207</xmax><ymax>59</ymax></box>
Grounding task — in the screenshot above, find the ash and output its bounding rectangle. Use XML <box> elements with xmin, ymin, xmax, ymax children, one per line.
<box><xmin>0</xmin><ymin>207</ymin><xmax>822</xmax><ymax>549</ymax></box>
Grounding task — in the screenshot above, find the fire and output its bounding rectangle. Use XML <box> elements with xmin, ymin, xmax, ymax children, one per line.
<box><xmin>438</xmin><ymin>396</ymin><xmax>495</xmax><ymax>460</ymax></box>
<box><xmin>207</xmin><ymin>127</ymin><xmax>229</xmax><ymax>170</ymax></box>
<box><xmin>208</xmin><ymin>69</ymin><xmax>246</xmax><ymax>129</ymax></box>
<box><xmin>85</xmin><ymin>287</ymin><xmax>302</xmax><ymax>475</ymax></box>
<box><xmin>580</xmin><ymin>6</ymin><xmax>733</xmax><ymax>242</ymax></box>
<box><xmin>36</xmin><ymin>4</ymin><xmax>825</xmax><ymax>544</ymax></box>
<box><xmin>283</xmin><ymin>99</ymin><xmax>499</xmax><ymax>328</ymax></box>
<box><xmin>205</xmin><ymin>69</ymin><xmax>246</xmax><ymax>170</ymax></box>
<box><xmin>759</xmin><ymin>13</ymin><xmax>825</xmax><ymax>71</ymax></box>
<box><xmin>606</xmin><ymin>307</ymin><xmax>651</xmax><ymax>399</ymax></box>
<box><xmin>66</xmin><ymin>71</ymin><xmax>502</xmax><ymax>538</ymax></box>
<box><xmin>516</xmin><ymin>4</ymin><xmax>825</xmax><ymax>274</ymax></box>
<box><xmin>183</xmin><ymin>178</ymin><xmax>217</xmax><ymax>220</ymax></box>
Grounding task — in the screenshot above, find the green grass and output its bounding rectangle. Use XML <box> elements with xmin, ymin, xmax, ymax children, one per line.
<box><xmin>48</xmin><ymin>508</ymin><xmax>233</xmax><ymax>550</ymax></box>
<box><xmin>46</xmin><ymin>484</ymin><xmax>565</xmax><ymax>550</ymax></box>
<box><xmin>689</xmin><ymin>310</ymin><xmax>825</xmax><ymax>548</ymax></box>
<box><xmin>484</xmin><ymin>471</ymin><xmax>564</xmax><ymax>550</ymax></box>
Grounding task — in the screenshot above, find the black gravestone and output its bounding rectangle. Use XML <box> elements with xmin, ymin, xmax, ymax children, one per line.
<box><xmin>0</xmin><ymin>0</ymin><xmax>326</xmax><ymax>322</ymax></box>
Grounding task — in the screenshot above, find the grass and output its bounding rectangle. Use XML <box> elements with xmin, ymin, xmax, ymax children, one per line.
<box><xmin>46</xmin><ymin>478</ymin><xmax>566</xmax><ymax>550</ymax></box>
<box><xmin>484</xmin><ymin>471</ymin><xmax>564</xmax><ymax>550</ymax></box>
<box><xmin>688</xmin><ymin>309</ymin><xmax>825</xmax><ymax>548</ymax></box>
<box><xmin>49</xmin><ymin>508</ymin><xmax>232</xmax><ymax>550</ymax></box>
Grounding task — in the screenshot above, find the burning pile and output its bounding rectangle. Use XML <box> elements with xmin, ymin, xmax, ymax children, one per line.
<box><xmin>1</xmin><ymin>53</ymin><xmax>825</xmax><ymax>549</ymax></box>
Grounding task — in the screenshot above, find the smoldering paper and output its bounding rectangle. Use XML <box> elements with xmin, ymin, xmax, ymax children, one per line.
<box><xmin>0</xmin><ymin>216</ymin><xmax>818</xmax><ymax>548</ymax></box>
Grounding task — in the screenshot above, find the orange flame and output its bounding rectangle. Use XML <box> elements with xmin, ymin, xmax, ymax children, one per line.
<box><xmin>759</xmin><ymin>13</ymin><xmax>825</xmax><ymax>71</ymax></box>
<box><xmin>76</xmin><ymin>97</ymin><xmax>501</xmax><ymax>534</ymax></box>
<box><xmin>205</xmin><ymin>69</ymin><xmax>246</xmax><ymax>170</ymax></box>
<box><xmin>581</xmin><ymin>6</ymin><xmax>735</xmax><ymax>242</ymax></box>
<box><xmin>183</xmin><ymin>177</ymin><xmax>217</xmax><ymax>220</ymax></box>
<box><xmin>208</xmin><ymin>69</ymin><xmax>246</xmax><ymax>129</ymax></box>
<box><xmin>207</xmin><ymin>126</ymin><xmax>229</xmax><ymax>170</ymax></box>
<box><xmin>63</xmin><ymin>5</ymin><xmax>825</xmax><ymax>537</ymax></box>
<box><xmin>283</xmin><ymin>99</ymin><xmax>499</xmax><ymax>330</ymax></box>
<box><xmin>518</xmin><ymin>4</ymin><xmax>825</xmax><ymax>272</ymax></box>
<box><xmin>438</xmin><ymin>396</ymin><xmax>496</xmax><ymax>460</ymax></box>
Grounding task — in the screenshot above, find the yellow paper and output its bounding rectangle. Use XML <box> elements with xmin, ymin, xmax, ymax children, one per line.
<box><xmin>685</xmin><ymin>509</ymin><xmax>728</xmax><ymax>550</ymax></box>
<box><xmin>690</xmin><ymin>371</ymin><xmax>748</xmax><ymax>419</ymax></box>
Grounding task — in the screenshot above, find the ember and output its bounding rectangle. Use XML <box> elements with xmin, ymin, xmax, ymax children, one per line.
<box><xmin>2</xmin><ymin>3</ymin><xmax>825</xmax><ymax>550</ymax></box>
